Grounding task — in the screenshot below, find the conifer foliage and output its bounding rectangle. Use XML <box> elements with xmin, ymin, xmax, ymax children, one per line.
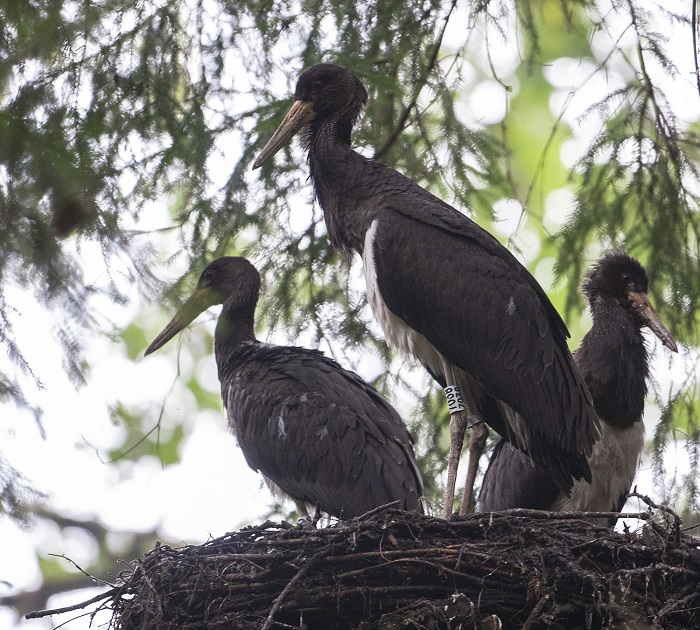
<box><xmin>1</xmin><ymin>1</ymin><xmax>698</xmax><ymax>515</ymax></box>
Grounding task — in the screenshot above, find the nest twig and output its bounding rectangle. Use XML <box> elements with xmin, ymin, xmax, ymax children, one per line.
<box><xmin>27</xmin><ymin>504</ymin><xmax>700</xmax><ymax>629</ymax></box>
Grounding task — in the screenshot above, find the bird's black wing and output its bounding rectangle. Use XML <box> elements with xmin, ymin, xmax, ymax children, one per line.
<box><xmin>220</xmin><ymin>343</ymin><xmax>423</xmax><ymax>517</ymax></box>
<box><xmin>478</xmin><ymin>440</ymin><xmax>561</xmax><ymax>511</ymax></box>
<box><xmin>372</xmin><ymin>200</ymin><xmax>598</xmax><ymax>488</ymax></box>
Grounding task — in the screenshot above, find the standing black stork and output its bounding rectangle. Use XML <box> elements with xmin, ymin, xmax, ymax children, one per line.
<box><xmin>253</xmin><ymin>63</ymin><xmax>599</xmax><ymax>517</ymax></box>
<box><xmin>479</xmin><ymin>252</ymin><xmax>678</xmax><ymax>519</ymax></box>
<box><xmin>145</xmin><ymin>257</ymin><xmax>423</xmax><ymax>518</ymax></box>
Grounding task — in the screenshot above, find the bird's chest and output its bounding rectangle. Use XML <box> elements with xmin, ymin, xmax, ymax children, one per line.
<box><xmin>578</xmin><ymin>328</ymin><xmax>648</xmax><ymax>427</ymax></box>
<box><xmin>362</xmin><ymin>219</ymin><xmax>446</xmax><ymax>377</ymax></box>
<box><xmin>315</xmin><ymin>165</ymin><xmax>376</xmax><ymax>253</ymax></box>
<box><xmin>218</xmin><ymin>357</ymin><xmax>289</xmax><ymax>441</ymax></box>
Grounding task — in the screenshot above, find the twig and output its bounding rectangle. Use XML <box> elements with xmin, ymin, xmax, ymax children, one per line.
<box><xmin>355</xmin><ymin>499</ymin><xmax>401</xmax><ymax>520</ymax></box>
<box><xmin>652</xmin><ymin>593</ymin><xmax>699</xmax><ymax>630</ymax></box>
<box><xmin>522</xmin><ymin>593</ymin><xmax>552</xmax><ymax>629</ymax></box>
<box><xmin>47</xmin><ymin>554</ymin><xmax>117</xmax><ymax>587</ymax></box>
<box><xmin>628</xmin><ymin>490</ymin><xmax>682</xmax><ymax>519</ymax></box>
<box><xmin>692</xmin><ymin>0</ymin><xmax>700</xmax><ymax>99</ymax></box>
<box><xmin>26</xmin><ymin>588</ymin><xmax>119</xmax><ymax>620</ymax></box>
<box><xmin>628</xmin><ymin>490</ymin><xmax>683</xmax><ymax>541</ymax></box>
<box><xmin>472</xmin><ymin>508</ymin><xmax>651</xmax><ymax>521</ymax></box>
<box><xmin>373</xmin><ymin>0</ymin><xmax>459</xmax><ymax>161</ymax></box>
<box><xmin>261</xmin><ymin>547</ymin><xmax>331</xmax><ymax>630</ymax></box>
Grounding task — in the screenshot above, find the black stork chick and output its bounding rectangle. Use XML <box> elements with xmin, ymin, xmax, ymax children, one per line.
<box><xmin>253</xmin><ymin>63</ymin><xmax>599</xmax><ymax>517</ymax></box>
<box><xmin>145</xmin><ymin>257</ymin><xmax>423</xmax><ymax>518</ymax></box>
<box><xmin>479</xmin><ymin>252</ymin><xmax>678</xmax><ymax>518</ymax></box>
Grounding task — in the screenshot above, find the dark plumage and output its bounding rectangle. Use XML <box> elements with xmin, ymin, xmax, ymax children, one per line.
<box><xmin>145</xmin><ymin>257</ymin><xmax>423</xmax><ymax>518</ymax></box>
<box><xmin>479</xmin><ymin>252</ymin><xmax>678</xmax><ymax>518</ymax></box>
<box><xmin>253</xmin><ymin>64</ymin><xmax>600</xmax><ymax>513</ymax></box>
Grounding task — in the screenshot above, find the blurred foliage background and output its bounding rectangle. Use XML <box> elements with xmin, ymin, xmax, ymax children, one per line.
<box><xmin>1</xmin><ymin>0</ymin><xmax>699</xmax><ymax>623</ymax></box>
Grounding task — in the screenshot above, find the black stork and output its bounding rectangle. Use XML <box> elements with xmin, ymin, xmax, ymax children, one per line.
<box><xmin>253</xmin><ymin>63</ymin><xmax>600</xmax><ymax>517</ymax></box>
<box><xmin>145</xmin><ymin>256</ymin><xmax>423</xmax><ymax>518</ymax></box>
<box><xmin>479</xmin><ymin>251</ymin><xmax>678</xmax><ymax>519</ymax></box>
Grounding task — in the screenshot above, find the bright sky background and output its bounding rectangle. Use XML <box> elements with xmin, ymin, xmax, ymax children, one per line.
<box><xmin>1</xmin><ymin>2</ymin><xmax>699</xmax><ymax>628</ymax></box>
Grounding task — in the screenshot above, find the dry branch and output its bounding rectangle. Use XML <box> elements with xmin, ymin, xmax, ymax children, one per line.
<box><xmin>27</xmin><ymin>507</ymin><xmax>700</xmax><ymax>629</ymax></box>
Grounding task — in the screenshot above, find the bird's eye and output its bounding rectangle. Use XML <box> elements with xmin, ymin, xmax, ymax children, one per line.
<box><xmin>622</xmin><ymin>273</ymin><xmax>631</xmax><ymax>283</ymax></box>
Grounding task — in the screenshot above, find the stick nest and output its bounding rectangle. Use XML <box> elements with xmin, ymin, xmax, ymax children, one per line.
<box><xmin>35</xmin><ymin>506</ymin><xmax>700</xmax><ymax>629</ymax></box>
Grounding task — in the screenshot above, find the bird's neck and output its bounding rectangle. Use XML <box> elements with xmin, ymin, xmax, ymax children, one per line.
<box><xmin>579</xmin><ymin>299</ymin><xmax>649</xmax><ymax>427</ymax></box>
<box><xmin>307</xmin><ymin>122</ymin><xmax>386</xmax><ymax>254</ymax></box>
<box><xmin>214</xmin><ymin>305</ymin><xmax>257</xmax><ymax>370</ymax></box>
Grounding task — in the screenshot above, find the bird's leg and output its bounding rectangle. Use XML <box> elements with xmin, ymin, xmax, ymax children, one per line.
<box><xmin>295</xmin><ymin>501</ymin><xmax>310</xmax><ymax>518</ymax></box>
<box><xmin>459</xmin><ymin>421</ymin><xmax>489</xmax><ymax>515</ymax></box>
<box><xmin>442</xmin><ymin>359</ymin><xmax>467</xmax><ymax>520</ymax></box>
<box><xmin>311</xmin><ymin>504</ymin><xmax>322</xmax><ymax>526</ymax></box>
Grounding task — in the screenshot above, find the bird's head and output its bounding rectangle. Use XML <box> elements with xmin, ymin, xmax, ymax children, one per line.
<box><xmin>582</xmin><ymin>251</ymin><xmax>677</xmax><ymax>352</ymax></box>
<box><xmin>252</xmin><ymin>63</ymin><xmax>368</xmax><ymax>169</ymax></box>
<box><xmin>144</xmin><ymin>257</ymin><xmax>261</xmax><ymax>356</ymax></box>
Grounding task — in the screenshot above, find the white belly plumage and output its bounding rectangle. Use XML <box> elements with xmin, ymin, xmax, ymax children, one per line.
<box><xmin>551</xmin><ymin>420</ymin><xmax>645</xmax><ymax>513</ymax></box>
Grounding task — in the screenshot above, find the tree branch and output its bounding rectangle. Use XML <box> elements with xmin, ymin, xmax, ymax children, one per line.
<box><xmin>373</xmin><ymin>0</ymin><xmax>459</xmax><ymax>161</ymax></box>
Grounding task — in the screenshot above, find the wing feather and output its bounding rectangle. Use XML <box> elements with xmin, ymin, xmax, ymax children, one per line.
<box><xmin>373</xmin><ymin>207</ymin><xmax>598</xmax><ymax>487</ymax></box>
<box><xmin>220</xmin><ymin>343</ymin><xmax>423</xmax><ymax>517</ymax></box>
<box><xmin>479</xmin><ymin>440</ymin><xmax>561</xmax><ymax>511</ymax></box>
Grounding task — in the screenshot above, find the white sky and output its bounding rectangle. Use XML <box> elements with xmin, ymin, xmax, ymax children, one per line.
<box><xmin>2</xmin><ymin>1</ymin><xmax>699</xmax><ymax>628</ymax></box>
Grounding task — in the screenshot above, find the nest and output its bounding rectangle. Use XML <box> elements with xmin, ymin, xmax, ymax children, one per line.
<box><xmin>29</xmin><ymin>503</ymin><xmax>700</xmax><ymax>629</ymax></box>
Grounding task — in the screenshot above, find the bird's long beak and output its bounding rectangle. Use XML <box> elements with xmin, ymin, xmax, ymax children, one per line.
<box><xmin>628</xmin><ymin>291</ymin><xmax>678</xmax><ymax>352</ymax></box>
<box><xmin>252</xmin><ymin>100</ymin><xmax>316</xmax><ymax>169</ymax></box>
<box><xmin>144</xmin><ymin>287</ymin><xmax>215</xmax><ymax>356</ymax></box>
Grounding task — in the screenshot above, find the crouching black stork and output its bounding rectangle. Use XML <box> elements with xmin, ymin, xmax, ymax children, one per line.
<box><xmin>479</xmin><ymin>252</ymin><xmax>678</xmax><ymax>521</ymax></box>
<box><xmin>145</xmin><ymin>257</ymin><xmax>423</xmax><ymax>518</ymax></box>
<box><xmin>253</xmin><ymin>63</ymin><xmax>599</xmax><ymax>517</ymax></box>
